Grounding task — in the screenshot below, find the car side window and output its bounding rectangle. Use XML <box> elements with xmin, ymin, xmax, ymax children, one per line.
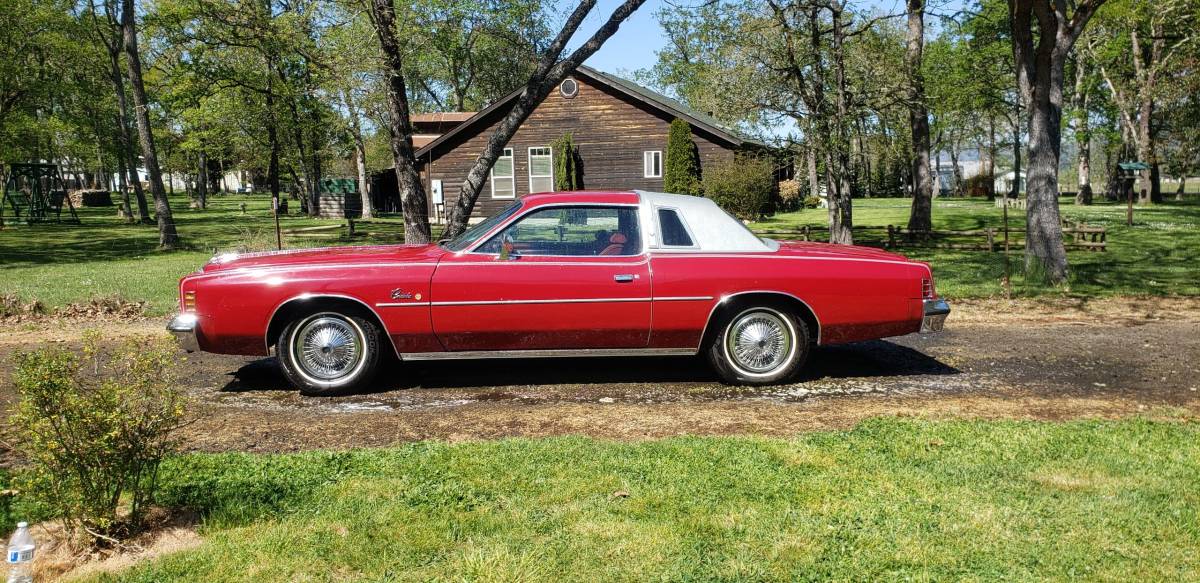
<box><xmin>478</xmin><ymin>206</ymin><xmax>643</xmax><ymax>257</ymax></box>
<box><xmin>657</xmin><ymin>208</ymin><xmax>695</xmax><ymax>247</ymax></box>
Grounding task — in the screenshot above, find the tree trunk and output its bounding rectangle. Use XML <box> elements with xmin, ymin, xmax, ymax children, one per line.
<box><xmin>987</xmin><ymin>116</ymin><xmax>996</xmax><ymax>199</ymax></box>
<box><xmin>196</xmin><ymin>151</ymin><xmax>208</xmax><ymax>209</ymax></box>
<box><xmin>370</xmin><ymin>0</ymin><xmax>431</xmax><ymax>242</ymax></box>
<box><xmin>441</xmin><ymin>0</ymin><xmax>648</xmax><ymax>239</ymax></box>
<box><xmin>826</xmin><ymin>2</ymin><xmax>853</xmax><ymax>245</ymax></box>
<box><xmin>1072</xmin><ymin>55</ymin><xmax>1092</xmax><ymax>205</ymax></box>
<box><xmin>1010</xmin><ymin>111</ymin><xmax>1021</xmax><ymax>199</ymax></box>
<box><xmin>342</xmin><ymin>89</ymin><xmax>372</xmax><ymax>219</ymax></box>
<box><xmin>1176</xmin><ymin>177</ymin><xmax>1186</xmax><ymax>201</ymax></box>
<box><xmin>806</xmin><ymin>141</ymin><xmax>819</xmax><ymax>200</ymax></box>
<box><xmin>122</xmin><ymin>0</ymin><xmax>178</xmax><ymax>248</ymax></box>
<box><xmin>1008</xmin><ymin>0</ymin><xmax>1105</xmax><ymax>285</ymax></box>
<box><xmin>1131</xmin><ymin>26</ymin><xmax>1164</xmax><ymax>204</ymax></box>
<box><xmin>905</xmin><ymin>0</ymin><xmax>933</xmax><ymax>232</ymax></box>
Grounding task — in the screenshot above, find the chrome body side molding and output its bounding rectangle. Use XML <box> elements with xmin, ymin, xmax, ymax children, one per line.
<box><xmin>400</xmin><ymin>347</ymin><xmax>697</xmax><ymax>361</ymax></box>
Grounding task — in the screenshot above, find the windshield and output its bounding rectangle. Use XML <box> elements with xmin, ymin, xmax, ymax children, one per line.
<box><xmin>441</xmin><ymin>201</ymin><xmax>522</xmax><ymax>252</ymax></box>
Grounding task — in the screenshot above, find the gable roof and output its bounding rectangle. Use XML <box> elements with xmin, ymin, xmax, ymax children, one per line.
<box><xmin>413</xmin><ymin>65</ymin><xmax>767</xmax><ymax>159</ymax></box>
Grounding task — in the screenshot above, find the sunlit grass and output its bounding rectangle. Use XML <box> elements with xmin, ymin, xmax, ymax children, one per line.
<box><xmin>754</xmin><ymin>196</ymin><xmax>1200</xmax><ymax>298</ymax></box>
<box><xmin>58</xmin><ymin>418</ymin><xmax>1200</xmax><ymax>581</ymax></box>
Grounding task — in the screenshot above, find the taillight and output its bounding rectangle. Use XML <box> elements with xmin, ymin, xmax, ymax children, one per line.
<box><xmin>921</xmin><ymin>278</ymin><xmax>935</xmax><ymax>299</ymax></box>
<box><xmin>182</xmin><ymin>290</ymin><xmax>197</xmax><ymax>312</ymax></box>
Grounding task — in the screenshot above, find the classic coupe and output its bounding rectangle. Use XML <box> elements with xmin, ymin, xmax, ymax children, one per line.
<box><xmin>168</xmin><ymin>191</ymin><xmax>949</xmax><ymax>395</ymax></box>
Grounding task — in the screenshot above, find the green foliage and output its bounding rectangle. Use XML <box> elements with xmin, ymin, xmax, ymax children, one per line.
<box><xmin>551</xmin><ymin>133</ymin><xmax>578</xmax><ymax>191</ymax></box>
<box><xmin>664</xmin><ymin>119</ymin><xmax>701</xmax><ymax>195</ymax></box>
<box><xmin>9</xmin><ymin>331</ymin><xmax>189</xmax><ymax>543</ymax></box>
<box><xmin>964</xmin><ymin>173</ymin><xmax>996</xmax><ymax>197</ymax></box>
<box><xmin>702</xmin><ymin>156</ymin><xmax>775</xmax><ymax>220</ymax></box>
<box><xmin>68</xmin><ymin>420</ymin><xmax>1200</xmax><ymax>581</ymax></box>
<box><xmin>802</xmin><ymin>195</ymin><xmax>823</xmax><ymax>209</ymax></box>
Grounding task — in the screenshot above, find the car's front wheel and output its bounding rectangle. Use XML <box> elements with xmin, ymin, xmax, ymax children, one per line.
<box><xmin>277</xmin><ymin>312</ymin><xmax>381</xmax><ymax>396</ymax></box>
<box><xmin>707</xmin><ymin>305</ymin><xmax>809</xmax><ymax>385</ymax></box>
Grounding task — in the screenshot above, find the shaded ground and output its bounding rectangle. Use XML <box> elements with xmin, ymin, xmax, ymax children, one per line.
<box><xmin>1</xmin><ymin>297</ymin><xmax>1198</xmax><ymax>454</ymax></box>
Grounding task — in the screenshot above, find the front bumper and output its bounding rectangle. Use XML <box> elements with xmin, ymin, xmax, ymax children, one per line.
<box><xmin>921</xmin><ymin>298</ymin><xmax>951</xmax><ymax>333</ymax></box>
<box><xmin>167</xmin><ymin>313</ymin><xmax>200</xmax><ymax>352</ymax></box>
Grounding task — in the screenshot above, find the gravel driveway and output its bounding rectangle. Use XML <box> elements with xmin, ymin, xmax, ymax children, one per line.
<box><xmin>2</xmin><ymin>297</ymin><xmax>1198</xmax><ymax>453</ymax></box>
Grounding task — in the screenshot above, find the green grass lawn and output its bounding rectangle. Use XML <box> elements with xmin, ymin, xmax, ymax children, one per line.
<box><xmin>40</xmin><ymin>418</ymin><xmax>1197</xmax><ymax>581</ymax></box>
<box><xmin>1</xmin><ymin>193</ymin><xmax>1197</xmax><ymax>315</ymax></box>
<box><xmin>754</xmin><ymin>197</ymin><xmax>1200</xmax><ymax>298</ymax></box>
<box><xmin>0</xmin><ymin>193</ymin><xmax>408</xmax><ymax>314</ymax></box>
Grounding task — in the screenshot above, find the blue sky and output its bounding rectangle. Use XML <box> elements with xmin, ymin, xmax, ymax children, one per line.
<box><xmin>576</xmin><ymin>0</ymin><xmax>969</xmax><ymax>77</ymax></box>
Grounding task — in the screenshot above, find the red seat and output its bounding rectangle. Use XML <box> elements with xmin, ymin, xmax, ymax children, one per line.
<box><xmin>599</xmin><ymin>232</ymin><xmax>627</xmax><ymax>256</ymax></box>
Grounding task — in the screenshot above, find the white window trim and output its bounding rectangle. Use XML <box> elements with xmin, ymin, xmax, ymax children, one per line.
<box><xmin>490</xmin><ymin>148</ymin><xmax>515</xmax><ymax>199</ymax></box>
<box><xmin>644</xmin><ymin>150</ymin><xmax>663</xmax><ymax>178</ymax></box>
<box><xmin>528</xmin><ymin>146</ymin><xmax>554</xmax><ymax>193</ymax></box>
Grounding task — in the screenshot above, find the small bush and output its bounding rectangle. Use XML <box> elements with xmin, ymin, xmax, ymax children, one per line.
<box><xmin>703</xmin><ymin>157</ymin><xmax>776</xmax><ymax>220</ymax></box>
<box><xmin>777</xmin><ymin>179</ymin><xmax>802</xmax><ymax>212</ymax></box>
<box><xmin>964</xmin><ymin>173</ymin><xmax>995</xmax><ymax>197</ymax></box>
<box><xmin>802</xmin><ymin>195</ymin><xmax>823</xmax><ymax>209</ymax></box>
<box><xmin>9</xmin><ymin>331</ymin><xmax>189</xmax><ymax>545</ymax></box>
<box><xmin>664</xmin><ymin>119</ymin><xmax>702</xmax><ymax>195</ymax></box>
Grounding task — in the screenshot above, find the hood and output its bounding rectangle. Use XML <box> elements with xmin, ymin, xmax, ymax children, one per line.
<box><xmin>199</xmin><ymin>244</ymin><xmax>443</xmax><ymax>273</ymax></box>
<box><xmin>774</xmin><ymin>240</ymin><xmax>912</xmax><ymax>262</ymax></box>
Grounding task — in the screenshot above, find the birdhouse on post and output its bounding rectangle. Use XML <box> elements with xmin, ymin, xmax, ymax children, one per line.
<box><xmin>1117</xmin><ymin>162</ymin><xmax>1149</xmax><ymax>226</ymax></box>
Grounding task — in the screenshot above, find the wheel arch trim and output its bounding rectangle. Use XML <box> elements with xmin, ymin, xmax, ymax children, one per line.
<box><xmin>264</xmin><ymin>293</ymin><xmax>399</xmax><ymax>359</ymax></box>
<box><xmin>698</xmin><ymin>290</ymin><xmax>822</xmax><ymax>349</ymax></box>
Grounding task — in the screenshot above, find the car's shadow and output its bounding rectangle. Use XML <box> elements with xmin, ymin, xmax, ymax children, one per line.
<box><xmin>220</xmin><ymin>339</ymin><xmax>959</xmax><ymax>394</ymax></box>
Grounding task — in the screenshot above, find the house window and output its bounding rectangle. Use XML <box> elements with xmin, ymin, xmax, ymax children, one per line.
<box><xmin>560</xmin><ymin>78</ymin><xmax>579</xmax><ymax>99</ymax></box>
<box><xmin>657</xmin><ymin>207</ymin><xmax>695</xmax><ymax>247</ymax></box>
<box><xmin>644</xmin><ymin>151</ymin><xmax>662</xmax><ymax>178</ymax></box>
<box><xmin>491</xmin><ymin>148</ymin><xmax>515</xmax><ymax>199</ymax></box>
<box><xmin>528</xmin><ymin>147</ymin><xmax>553</xmax><ymax>193</ymax></box>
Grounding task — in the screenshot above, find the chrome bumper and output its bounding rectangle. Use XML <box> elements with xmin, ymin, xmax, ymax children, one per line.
<box><xmin>167</xmin><ymin>313</ymin><xmax>200</xmax><ymax>352</ymax></box>
<box><xmin>921</xmin><ymin>298</ymin><xmax>951</xmax><ymax>333</ymax></box>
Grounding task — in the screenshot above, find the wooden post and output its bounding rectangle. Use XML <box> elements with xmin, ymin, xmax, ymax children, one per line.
<box><xmin>1127</xmin><ymin>187</ymin><xmax>1136</xmax><ymax>226</ymax></box>
<box><xmin>887</xmin><ymin>225</ymin><xmax>895</xmax><ymax>248</ymax></box>
<box><xmin>802</xmin><ymin>225</ymin><xmax>809</xmax><ymax>241</ymax></box>
<box><xmin>987</xmin><ymin>227</ymin><xmax>995</xmax><ymax>252</ymax></box>
<box><xmin>1002</xmin><ymin>200</ymin><xmax>1011</xmax><ymax>298</ymax></box>
<box><xmin>348</xmin><ymin>219</ymin><xmax>356</xmax><ymax>237</ymax></box>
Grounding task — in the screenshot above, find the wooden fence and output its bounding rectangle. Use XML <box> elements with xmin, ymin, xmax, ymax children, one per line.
<box><xmin>754</xmin><ymin>220</ymin><xmax>1106</xmax><ymax>252</ymax></box>
<box><xmin>280</xmin><ymin>218</ymin><xmax>408</xmax><ymax>242</ymax></box>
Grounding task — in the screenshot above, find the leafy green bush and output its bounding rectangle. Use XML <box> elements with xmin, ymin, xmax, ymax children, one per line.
<box><xmin>702</xmin><ymin>157</ymin><xmax>775</xmax><ymax>220</ymax></box>
<box><xmin>803</xmin><ymin>195</ymin><xmax>823</xmax><ymax>209</ymax></box>
<box><xmin>664</xmin><ymin>119</ymin><xmax>701</xmax><ymax>195</ymax></box>
<box><xmin>551</xmin><ymin>133</ymin><xmax>580</xmax><ymax>191</ymax></box>
<box><xmin>964</xmin><ymin>173</ymin><xmax>995</xmax><ymax>197</ymax></box>
<box><xmin>9</xmin><ymin>331</ymin><xmax>189</xmax><ymax>544</ymax></box>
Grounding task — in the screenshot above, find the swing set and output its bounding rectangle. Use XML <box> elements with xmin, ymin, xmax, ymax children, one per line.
<box><xmin>0</xmin><ymin>163</ymin><xmax>81</xmax><ymax>227</ymax></box>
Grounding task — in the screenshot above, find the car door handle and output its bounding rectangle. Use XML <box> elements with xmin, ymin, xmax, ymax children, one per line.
<box><xmin>613</xmin><ymin>274</ymin><xmax>636</xmax><ymax>283</ymax></box>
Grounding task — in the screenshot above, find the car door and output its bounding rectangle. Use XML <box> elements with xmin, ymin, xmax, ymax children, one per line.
<box><xmin>430</xmin><ymin>205</ymin><xmax>652</xmax><ymax>351</ymax></box>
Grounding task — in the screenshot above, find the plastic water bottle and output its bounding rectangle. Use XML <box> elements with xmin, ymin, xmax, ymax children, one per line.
<box><xmin>6</xmin><ymin>522</ymin><xmax>33</xmax><ymax>583</ymax></box>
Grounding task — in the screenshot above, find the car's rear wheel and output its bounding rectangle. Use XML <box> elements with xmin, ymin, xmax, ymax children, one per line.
<box><xmin>277</xmin><ymin>311</ymin><xmax>381</xmax><ymax>396</ymax></box>
<box><xmin>707</xmin><ymin>305</ymin><xmax>809</xmax><ymax>385</ymax></box>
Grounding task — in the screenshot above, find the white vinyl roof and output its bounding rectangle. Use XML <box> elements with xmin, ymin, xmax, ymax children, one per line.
<box><xmin>635</xmin><ymin>190</ymin><xmax>776</xmax><ymax>252</ymax></box>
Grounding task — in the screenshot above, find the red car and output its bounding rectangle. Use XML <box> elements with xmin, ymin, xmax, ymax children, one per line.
<box><xmin>168</xmin><ymin>191</ymin><xmax>949</xmax><ymax>395</ymax></box>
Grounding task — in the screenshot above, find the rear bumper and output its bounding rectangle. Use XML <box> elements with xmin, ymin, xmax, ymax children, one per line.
<box><xmin>167</xmin><ymin>313</ymin><xmax>200</xmax><ymax>352</ymax></box>
<box><xmin>921</xmin><ymin>298</ymin><xmax>950</xmax><ymax>333</ymax></box>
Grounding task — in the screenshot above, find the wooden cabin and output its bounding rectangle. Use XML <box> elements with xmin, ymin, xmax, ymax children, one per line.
<box><xmin>370</xmin><ymin>65</ymin><xmax>769</xmax><ymax>221</ymax></box>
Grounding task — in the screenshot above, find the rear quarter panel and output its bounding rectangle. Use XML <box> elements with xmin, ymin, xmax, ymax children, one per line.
<box><xmin>649</xmin><ymin>253</ymin><xmax>926</xmax><ymax>347</ymax></box>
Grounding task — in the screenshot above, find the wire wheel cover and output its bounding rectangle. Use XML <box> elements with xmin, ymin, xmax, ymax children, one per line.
<box><xmin>292</xmin><ymin>316</ymin><xmax>364</xmax><ymax>380</ymax></box>
<box><xmin>726</xmin><ymin>310</ymin><xmax>793</xmax><ymax>374</ymax></box>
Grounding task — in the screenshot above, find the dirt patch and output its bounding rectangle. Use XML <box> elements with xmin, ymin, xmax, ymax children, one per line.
<box><xmin>26</xmin><ymin>509</ymin><xmax>202</xmax><ymax>582</ymax></box>
<box><xmin>1</xmin><ymin>296</ymin><xmax>1198</xmax><ymax>454</ymax></box>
